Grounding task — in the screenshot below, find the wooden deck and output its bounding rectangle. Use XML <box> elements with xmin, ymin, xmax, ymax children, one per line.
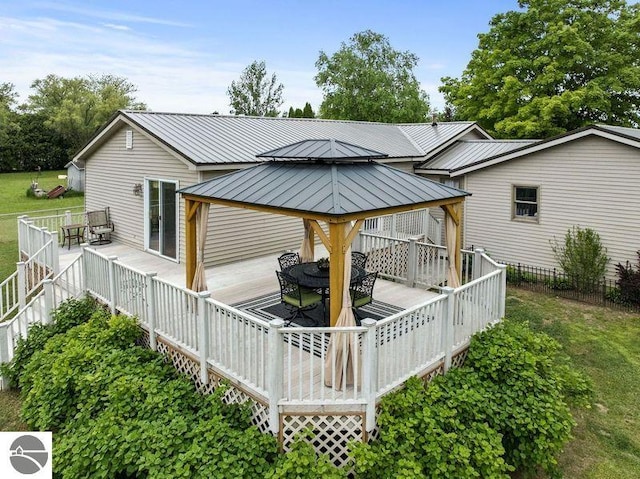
<box><xmin>58</xmin><ymin>242</ymin><xmax>439</xmax><ymax>310</ymax></box>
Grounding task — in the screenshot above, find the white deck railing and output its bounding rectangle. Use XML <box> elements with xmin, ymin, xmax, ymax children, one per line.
<box><xmin>362</xmin><ymin>208</ymin><xmax>442</xmax><ymax>243</ymax></box>
<box><xmin>26</xmin><ymin>209</ymin><xmax>85</xmax><ymax>234</ymax></box>
<box><xmin>1</xmin><ymin>233</ymin><xmax>506</xmax><ymax>435</ymax></box>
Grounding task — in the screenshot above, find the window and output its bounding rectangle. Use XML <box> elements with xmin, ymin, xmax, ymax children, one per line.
<box><xmin>513</xmin><ymin>185</ymin><xmax>539</xmax><ymax>221</ymax></box>
<box><xmin>125</xmin><ymin>129</ymin><xmax>133</xmax><ymax>149</ymax></box>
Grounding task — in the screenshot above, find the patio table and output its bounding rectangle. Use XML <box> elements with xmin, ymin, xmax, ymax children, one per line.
<box><xmin>285</xmin><ymin>262</ymin><xmax>365</xmax><ymax>325</ymax></box>
<box><xmin>60</xmin><ymin>223</ymin><xmax>86</xmax><ymax>250</ymax></box>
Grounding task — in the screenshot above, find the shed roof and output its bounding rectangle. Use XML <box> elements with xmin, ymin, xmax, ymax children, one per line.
<box><xmin>178</xmin><ymin>161</ymin><xmax>469</xmax><ymax>217</ymax></box>
<box><xmin>74</xmin><ymin>110</ymin><xmax>488</xmax><ymax>166</ymax></box>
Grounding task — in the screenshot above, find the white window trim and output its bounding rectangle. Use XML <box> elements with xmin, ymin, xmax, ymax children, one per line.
<box><xmin>512</xmin><ymin>185</ymin><xmax>540</xmax><ymax>223</ymax></box>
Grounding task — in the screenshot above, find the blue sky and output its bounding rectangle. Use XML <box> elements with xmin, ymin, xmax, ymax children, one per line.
<box><xmin>1</xmin><ymin>0</ymin><xmax>518</xmax><ymax>114</ymax></box>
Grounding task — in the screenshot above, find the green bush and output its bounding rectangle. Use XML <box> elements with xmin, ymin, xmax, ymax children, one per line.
<box><xmin>615</xmin><ymin>251</ymin><xmax>640</xmax><ymax>304</ymax></box>
<box><xmin>550</xmin><ymin>226</ymin><xmax>609</xmax><ymax>293</ymax></box>
<box><xmin>352</xmin><ymin>320</ymin><xmax>591</xmax><ymax>478</ymax></box>
<box><xmin>265</xmin><ymin>433</ymin><xmax>346</xmax><ymax>479</ymax></box>
<box><xmin>0</xmin><ymin>296</ymin><xmax>99</xmax><ymax>388</ymax></box>
<box><xmin>16</xmin><ymin>306</ymin><xmax>280</xmax><ymax>477</ymax></box>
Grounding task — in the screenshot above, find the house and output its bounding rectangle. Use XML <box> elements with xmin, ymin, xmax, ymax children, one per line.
<box><xmin>417</xmin><ymin>125</ymin><xmax>640</xmax><ymax>278</ymax></box>
<box><xmin>73</xmin><ymin>111</ymin><xmax>490</xmax><ymax>267</ymax></box>
<box><xmin>64</xmin><ymin>159</ymin><xmax>85</xmax><ymax>192</ymax></box>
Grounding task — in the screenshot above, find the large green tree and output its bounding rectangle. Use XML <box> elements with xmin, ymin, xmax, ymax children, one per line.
<box><xmin>315</xmin><ymin>30</ymin><xmax>430</xmax><ymax>123</ymax></box>
<box><xmin>25</xmin><ymin>74</ymin><xmax>146</xmax><ymax>154</ymax></box>
<box><xmin>227</xmin><ymin>60</ymin><xmax>284</xmax><ymax>117</ymax></box>
<box><xmin>440</xmin><ymin>0</ymin><xmax>640</xmax><ymax>138</ymax></box>
<box><xmin>0</xmin><ymin>82</ymin><xmax>18</xmax><ymax>148</ymax></box>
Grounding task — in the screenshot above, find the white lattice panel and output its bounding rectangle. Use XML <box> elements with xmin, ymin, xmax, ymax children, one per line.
<box><xmin>281</xmin><ymin>414</ymin><xmax>364</xmax><ymax>469</ymax></box>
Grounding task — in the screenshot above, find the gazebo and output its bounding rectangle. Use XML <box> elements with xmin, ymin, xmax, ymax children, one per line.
<box><xmin>179</xmin><ymin>139</ymin><xmax>469</xmax><ymax>326</ymax></box>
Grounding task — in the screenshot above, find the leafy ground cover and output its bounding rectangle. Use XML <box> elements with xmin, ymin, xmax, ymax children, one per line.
<box><xmin>0</xmin><ymin>170</ymin><xmax>84</xmax><ymax>281</ymax></box>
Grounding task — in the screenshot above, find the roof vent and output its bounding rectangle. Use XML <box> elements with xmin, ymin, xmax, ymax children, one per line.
<box><xmin>431</xmin><ymin>112</ymin><xmax>438</xmax><ymax>126</ymax></box>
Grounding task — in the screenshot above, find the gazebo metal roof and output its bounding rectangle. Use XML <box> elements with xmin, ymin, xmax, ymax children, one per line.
<box><xmin>256</xmin><ymin>138</ymin><xmax>388</xmax><ymax>161</ymax></box>
<box><xmin>178</xmin><ymin>161</ymin><xmax>468</xmax><ymax>218</ymax></box>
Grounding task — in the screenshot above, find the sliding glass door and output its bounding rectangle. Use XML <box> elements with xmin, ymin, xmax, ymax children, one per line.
<box><xmin>146</xmin><ymin>179</ymin><xmax>178</xmax><ymax>260</ymax></box>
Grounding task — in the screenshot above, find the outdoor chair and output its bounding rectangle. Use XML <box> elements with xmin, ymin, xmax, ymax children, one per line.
<box><xmin>350</xmin><ymin>271</ymin><xmax>378</xmax><ymax>324</ymax></box>
<box><xmin>278</xmin><ymin>252</ymin><xmax>301</xmax><ymax>270</ymax></box>
<box><xmin>276</xmin><ymin>270</ymin><xmax>323</xmax><ymax>326</ymax></box>
<box><xmin>351</xmin><ymin>251</ymin><xmax>368</xmax><ymax>269</ymax></box>
<box><xmin>86</xmin><ymin>207</ymin><xmax>115</xmax><ymax>245</ymax></box>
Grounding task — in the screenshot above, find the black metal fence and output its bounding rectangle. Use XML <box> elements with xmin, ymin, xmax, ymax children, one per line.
<box><xmin>501</xmin><ymin>261</ymin><xmax>640</xmax><ymax>313</ymax></box>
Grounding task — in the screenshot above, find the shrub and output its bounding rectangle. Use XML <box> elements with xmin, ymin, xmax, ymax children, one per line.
<box><xmin>466</xmin><ymin>320</ymin><xmax>592</xmax><ymax>475</ymax></box>
<box><xmin>615</xmin><ymin>251</ymin><xmax>640</xmax><ymax>304</ymax></box>
<box><xmin>352</xmin><ymin>320</ymin><xmax>591</xmax><ymax>478</ymax></box>
<box><xmin>0</xmin><ymin>296</ymin><xmax>100</xmax><ymax>388</ymax></box>
<box><xmin>550</xmin><ymin>226</ymin><xmax>608</xmax><ymax>293</ymax></box>
<box><xmin>266</xmin><ymin>433</ymin><xmax>346</xmax><ymax>479</ymax></box>
<box><xmin>351</xmin><ymin>375</ymin><xmax>511</xmax><ymax>478</ymax></box>
<box><xmin>16</xmin><ymin>305</ymin><xmax>280</xmax><ymax>478</ymax></box>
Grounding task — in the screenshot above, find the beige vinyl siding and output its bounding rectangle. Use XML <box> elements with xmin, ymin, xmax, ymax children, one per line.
<box><xmin>85</xmin><ymin>125</ymin><xmax>198</xmax><ymax>263</ymax></box>
<box><xmin>463</xmin><ymin>136</ymin><xmax>640</xmax><ymax>278</ymax></box>
<box><xmin>199</xmin><ymin>171</ymin><xmax>305</xmax><ymax>266</ymax></box>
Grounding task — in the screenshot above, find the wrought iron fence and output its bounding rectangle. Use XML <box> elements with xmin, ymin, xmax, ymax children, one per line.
<box><xmin>501</xmin><ymin>261</ymin><xmax>640</xmax><ymax>312</ymax></box>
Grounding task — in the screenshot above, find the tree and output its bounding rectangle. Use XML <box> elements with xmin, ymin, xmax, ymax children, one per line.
<box><xmin>315</xmin><ymin>30</ymin><xmax>430</xmax><ymax>123</ymax></box>
<box><xmin>24</xmin><ymin>74</ymin><xmax>146</xmax><ymax>154</ymax></box>
<box><xmin>302</xmin><ymin>102</ymin><xmax>315</xmax><ymax>118</ymax></box>
<box><xmin>227</xmin><ymin>60</ymin><xmax>284</xmax><ymax>117</ymax></box>
<box><xmin>0</xmin><ymin>82</ymin><xmax>19</xmax><ymax>149</ymax></box>
<box><xmin>440</xmin><ymin>0</ymin><xmax>640</xmax><ymax>138</ymax></box>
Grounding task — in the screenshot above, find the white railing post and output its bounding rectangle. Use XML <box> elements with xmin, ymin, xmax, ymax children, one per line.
<box><xmin>51</xmin><ymin>232</ymin><xmax>60</xmax><ymax>274</ymax></box>
<box><xmin>353</xmin><ymin>230</ymin><xmax>362</xmax><ymax>252</ymax></box>
<box><xmin>42</xmin><ymin>279</ymin><xmax>54</xmax><ymax>325</ymax></box>
<box><xmin>391</xmin><ymin>214</ymin><xmax>397</xmax><ymax>238</ymax></box>
<box><xmin>146</xmin><ymin>273</ymin><xmax>158</xmax><ymax>350</ymax></box>
<box><xmin>361</xmin><ymin>318</ymin><xmax>378</xmax><ymax>432</ymax></box>
<box><xmin>65</xmin><ymin>210</ymin><xmax>72</xmax><ymax>225</ymax></box>
<box><xmin>498</xmin><ymin>263</ymin><xmax>507</xmax><ymax>319</ymax></box>
<box><xmin>80</xmin><ymin>244</ymin><xmax>89</xmax><ymax>292</ymax></box>
<box><xmin>17</xmin><ymin>261</ymin><xmax>26</xmax><ymax>310</ymax></box>
<box><xmin>17</xmin><ymin>215</ymin><xmax>27</xmax><ymax>259</ymax></box>
<box><xmin>267</xmin><ymin>318</ymin><xmax>284</xmax><ymax>435</ymax></box>
<box><xmin>107</xmin><ymin>255</ymin><xmax>118</xmax><ymax>315</ymax></box>
<box><xmin>441</xmin><ymin>287</ymin><xmax>455</xmax><ymax>372</ymax></box>
<box><xmin>0</xmin><ymin>327</ymin><xmax>9</xmax><ymax>389</ymax></box>
<box><xmin>474</xmin><ymin>248</ymin><xmax>485</xmax><ymax>280</ymax></box>
<box><xmin>197</xmin><ymin>291</ymin><xmax>211</xmax><ymax>385</ymax></box>
<box><xmin>406</xmin><ymin>236</ymin><xmax>418</xmax><ymax>287</ymax></box>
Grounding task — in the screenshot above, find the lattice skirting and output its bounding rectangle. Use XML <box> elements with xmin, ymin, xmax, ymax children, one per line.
<box><xmin>138</xmin><ymin>325</ymin><xmax>471</xmax><ymax>468</ymax></box>
<box><xmin>280</xmin><ymin>413</ymin><xmax>365</xmax><ymax>470</ymax></box>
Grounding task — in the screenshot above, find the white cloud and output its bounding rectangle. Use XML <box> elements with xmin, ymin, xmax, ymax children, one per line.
<box><xmin>103</xmin><ymin>23</ymin><xmax>130</xmax><ymax>31</ymax></box>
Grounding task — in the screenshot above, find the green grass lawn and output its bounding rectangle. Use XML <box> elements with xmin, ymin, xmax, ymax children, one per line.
<box><xmin>0</xmin><ymin>170</ymin><xmax>84</xmax><ymax>281</ymax></box>
<box><xmin>506</xmin><ymin>289</ymin><xmax>640</xmax><ymax>478</ymax></box>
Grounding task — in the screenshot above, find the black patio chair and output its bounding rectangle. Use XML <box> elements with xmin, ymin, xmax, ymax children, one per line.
<box><xmin>278</xmin><ymin>252</ymin><xmax>301</xmax><ymax>270</ymax></box>
<box><xmin>276</xmin><ymin>270</ymin><xmax>323</xmax><ymax>326</ymax></box>
<box><xmin>351</xmin><ymin>251</ymin><xmax>368</xmax><ymax>269</ymax></box>
<box><xmin>350</xmin><ymin>271</ymin><xmax>378</xmax><ymax>324</ymax></box>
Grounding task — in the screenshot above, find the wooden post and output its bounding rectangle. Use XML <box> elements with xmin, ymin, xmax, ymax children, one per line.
<box><xmin>361</xmin><ymin>318</ymin><xmax>378</xmax><ymax>432</ymax></box>
<box><xmin>197</xmin><ymin>291</ymin><xmax>211</xmax><ymax>385</ymax></box>
<box><xmin>328</xmin><ymin>222</ymin><xmax>346</xmax><ymax>327</ymax></box>
<box><xmin>441</xmin><ymin>286</ymin><xmax>455</xmax><ymax>372</ymax></box>
<box><xmin>185</xmin><ymin>198</ymin><xmax>199</xmax><ymax>290</ymax></box>
<box><xmin>267</xmin><ymin>318</ymin><xmax>284</xmax><ymax>434</ymax></box>
<box><xmin>146</xmin><ymin>272</ymin><xmax>158</xmax><ymax>350</ymax></box>
<box><xmin>107</xmin><ymin>255</ymin><xmax>118</xmax><ymax>315</ymax></box>
<box><xmin>42</xmin><ymin>279</ymin><xmax>54</xmax><ymax>325</ymax></box>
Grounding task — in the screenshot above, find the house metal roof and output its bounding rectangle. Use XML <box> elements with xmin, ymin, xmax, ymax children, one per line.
<box><xmin>75</xmin><ymin>110</ymin><xmax>485</xmax><ymax>166</ymax></box>
<box><xmin>596</xmin><ymin>124</ymin><xmax>640</xmax><ymax>141</ymax></box>
<box><xmin>178</xmin><ymin>161</ymin><xmax>469</xmax><ymax>216</ymax></box>
<box><xmin>417</xmin><ymin>139</ymin><xmax>539</xmax><ymax>172</ymax></box>
<box><xmin>257</xmin><ymin>139</ymin><xmax>388</xmax><ymax>160</ymax></box>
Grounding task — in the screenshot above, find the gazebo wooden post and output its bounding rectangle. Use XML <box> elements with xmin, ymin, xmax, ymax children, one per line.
<box><xmin>441</xmin><ymin>201</ymin><xmax>463</xmax><ymax>281</ymax></box>
<box><xmin>328</xmin><ymin>222</ymin><xmax>347</xmax><ymax>326</ymax></box>
<box><xmin>185</xmin><ymin>197</ymin><xmax>201</xmax><ymax>289</ymax></box>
